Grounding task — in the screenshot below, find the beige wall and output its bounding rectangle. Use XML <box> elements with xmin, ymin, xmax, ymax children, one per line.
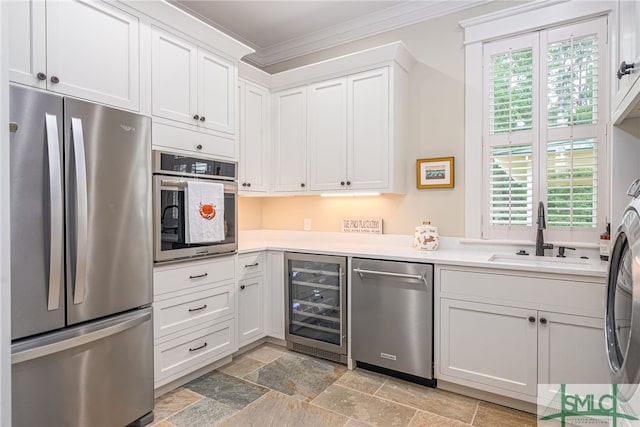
<box><xmin>239</xmin><ymin>1</ymin><xmax>525</xmax><ymax>237</ymax></box>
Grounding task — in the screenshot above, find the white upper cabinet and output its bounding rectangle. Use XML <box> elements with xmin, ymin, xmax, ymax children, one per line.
<box><xmin>239</xmin><ymin>80</ymin><xmax>269</xmax><ymax>193</ymax></box>
<box><xmin>9</xmin><ymin>0</ymin><xmax>140</xmax><ymax>111</ymax></box>
<box><xmin>151</xmin><ymin>26</ymin><xmax>235</xmax><ymax>135</ymax></box>
<box><xmin>269</xmin><ymin>43</ymin><xmax>413</xmax><ymax>195</ymax></box>
<box><xmin>273</xmin><ymin>86</ymin><xmax>308</xmax><ymax>193</ymax></box>
<box><xmin>198</xmin><ymin>51</ymin><xmax>235</xmax><ymax>134</ymax></box>
<box><xmin>151</xmin><ymin>27</ymin><xmax>198</xmax><ymax>124</ymax></box>
<box><xmin>613</xmin><ymin>0</ymin><xmax>640</xmax><ymax>123</ymax></box>
<box><xmin>281</xmin><ymin>67</ymin><xmax>394</xmax><ymax>194</ymax></box>
<box><xmin>308</xmin><ymin>78</ymin><xmax>348</xmax><ymax>192</ymax></box>
<box><xmin>347</xmin><ymin>68</ymin><xmax>390</xmax><ymax>191</ymax></box>
<box><xmin>8</xmin><ymin>0</ymin><xmax>46</xmax><ymax>89</ymax></box>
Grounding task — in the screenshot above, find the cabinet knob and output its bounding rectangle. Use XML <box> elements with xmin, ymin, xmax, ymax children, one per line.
<box><xmin>528</xmin><ymin>316</ymin><xmax>536</xmax><ymax>323</ymax></box>
<box><xmin>617</xmin><ymin>61</ymin><xmax>635</xmax><ymax>80</ymax></box>
<box><xmin>193</xmin><ymin>114</ymin><xmax>200</xmax><ymax>120</ymax></box>
<box><xmin>340</xmin><ymin>181</ymin><xmax>345</xmax><ymax>186</ymax></box>
<box><xmin>196</xmin><ymin>144</ymin><xmax>203</xmax><ymax>150</ymax></box>
<box><xmin>199</xmin><ymin>116</ymin><xmax>206</xmax><ymax>122</ymax></box>
<box><xmin>240</xmin><ymin>285</ymin><xmax>245</xmax><ymax>290</ymax></box>
<box><xmin>300</xmin><ymin>183</ymin><xmax>306</xmax><ymax>188</ymax></box>
<box><xmin>247</xmin><ymin>183</ymin><xmax>251</xmax><ymax>188</ymax></box>
<box><xmin>37</xmin><ymin>72</ymin><xmax>47</xmax><ymax>81</ymax></box>
<box><xmin>346</xmin><ymin>181</ymin><xmax>351</xmax><ymax>186</ymax></box>
<box><xmin>242</xmin><ymin>182</ymin><xmax>247</xmax><ymax>187</ymax></box>
<box><xmin>540</xmin><ymin>318</ymin><xmax>547</xmax><ymax>325</ymax></box>
<box><xmin>50</xmin><ymin>76</ymin><xmax>60</xmax><ymax>84</ymax></box>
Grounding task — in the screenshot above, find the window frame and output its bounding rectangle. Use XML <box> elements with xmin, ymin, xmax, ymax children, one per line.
<box><xmin>462</xmin><ymin>1</ymin><xmax>611</xmax><ymax>244</ymax></box>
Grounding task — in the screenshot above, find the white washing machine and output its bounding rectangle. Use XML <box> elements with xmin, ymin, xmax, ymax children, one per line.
<box><xmin>606</xmin><ymin>179</ymin><xmax>640</xmax><ymax>400</ymax></box>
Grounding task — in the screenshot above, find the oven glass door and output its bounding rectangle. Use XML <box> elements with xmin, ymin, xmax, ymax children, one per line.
<box><xmin>154</xmin><ymin>176</ymin><xmax>237</xmax><ymax>262</ymax></box>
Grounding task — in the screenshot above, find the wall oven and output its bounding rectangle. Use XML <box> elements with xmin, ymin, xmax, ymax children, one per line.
<box><xmin>153</xmin><ymin>150</ymin><xmax>238</xmax><ymax>263</ymax></box>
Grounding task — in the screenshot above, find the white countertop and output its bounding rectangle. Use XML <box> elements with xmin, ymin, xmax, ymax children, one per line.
<box><xmin>238</xmin><ymin>230</ymin><xmax>609</xmax><ymax>278</ymax></box>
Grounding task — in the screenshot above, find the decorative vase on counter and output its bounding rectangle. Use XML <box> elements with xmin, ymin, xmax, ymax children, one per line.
<box><xmin>414</xmin><ymin>221</ymin><xmax>439</xmax><ymax>251</ymax></box>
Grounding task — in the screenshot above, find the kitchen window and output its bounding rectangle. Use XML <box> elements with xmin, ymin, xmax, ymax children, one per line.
<box><xmin>481</xmin><ymin>17</ymin><xmax>608</xmax><ymax>243</ymax></box>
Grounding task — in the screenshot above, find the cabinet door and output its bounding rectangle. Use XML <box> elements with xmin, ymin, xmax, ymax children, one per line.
<box><xmin>198</xmin><ymin>49</ymin><xmax>235</xmax><ymax>134</ymax></box>
<box><xmin>267</xmin><ymin>252</ymin><xmax>285</xmax><ymax>339</ymax></box>
<box><xmin>273</xmin><ymin>86</ymin><xmax>308</xmax><ymax>192</ymax></box>
<box><xmin>614</xmin><ymin>0</ymin><xmax>640</xmax><ymax>107</ymax></box>
<box><xmin>238</xmin><ymin>276</ymin><xmax>264</xmax><ymax>345</ymax></box>
<box><xmin>440</xmin><ymin>299</ymin><xmax>538</xmax><ymax>396</ymax></box>
<box><xmin>239</xmin><ymin>81</ymin><xmax>269</xmax><ymax>193</ymax></box>
<box><xmin>347</xmin><ymin>67</ymin><xmax>389</xmax><ymax>190</ymax></box>
<box><xmin>538</xmin><ymin>312</ymin><xmax>611</xmax><ymax>388</ymax></box>
<box><xmin>8</xmin><ymin>0</ymin><xmax>46</xmax><ymax>88</ymax></box>
<box><xmin>151</xmin><ymin>26</ymin><xmax>198</xmax><ymax>124</ymax></box>
<box><xmin>308</xmin><ymin>78</ymin><xmax>348</xmax><ymax>192</ymax></box>
<box><xmin>46</xmin><ymin>0</ymin><xmax>140</xmax><ymax>111</ymax></box>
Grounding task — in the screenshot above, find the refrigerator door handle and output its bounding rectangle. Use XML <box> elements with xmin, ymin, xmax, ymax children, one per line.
<box><xmin>71</xmin><ymin>117</ymin><xmax>88</xmax><ymax>305</ymax></box>
<box><xmin>11</xmin><ymin>309</ymin><xmax>151</xmax><ymax>364</ymax></box>
<box><xmin>45</xmin><ymin>114</ymin><xmax>63</xmax><ymax>311</ymax></box>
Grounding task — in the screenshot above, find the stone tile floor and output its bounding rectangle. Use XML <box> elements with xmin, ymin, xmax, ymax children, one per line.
<box><xmin>151</xmin><ymin>343</ymin><xmax>537</xmax><ymax>427</ymax></box>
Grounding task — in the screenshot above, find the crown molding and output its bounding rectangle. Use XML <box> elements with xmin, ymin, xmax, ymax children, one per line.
<box><xmin>248</xmin><ymin>0</ymin><xmax>488</xmax><ymax>67</ymax></box>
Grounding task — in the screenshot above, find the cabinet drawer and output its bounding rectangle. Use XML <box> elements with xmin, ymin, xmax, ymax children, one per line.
<box><xmin>152</xmin><ymin>122</ymin><xmax>235</xmax><ymax>160</ymax></box>
<box><xmin>154</xmin><ymin>257</ymin><xmax>235</xmax><ymax>298</ymax></box>
<box><xmin>154</xmin><ymin>284</ymin><xmax>235</xmax><ymax>340</ymax></box>
<box><xmin>440</xmin><ymin>269</ymin><xmax>604</xmax><ymax>316</ymax></box>
<box><xmin>238</xmin><ymin>252</ymin><xmax>264</xmax><ymax>277</ymax></box>
<box><xmin>154</xmin><ymin>319</ymin><xmax>235</xmax><ymax>386</ymax></box>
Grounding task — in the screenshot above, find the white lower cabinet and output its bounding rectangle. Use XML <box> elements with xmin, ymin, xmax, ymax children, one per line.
<box><xmin>537</xmin><ymin>311</ymin><xmax>611</xmax><ymax>387</ymax></box>
<box><xmin>238</xmin><ymin>276</ymin><xmax>264</xmax><ymax>345</ymax></box>
<box><xmin>438</xmin><ymin>267</ymin><xmax>607</xmax><ymax>402</ymax></box>
<box><xmin>440</xmin><ymin>299</ymin><xmax>538</xmax><ymax>396</ymax></box>
<box><xmin>267</xmin><ymin>251</ymin><xmax>285</xmax><ymax>339</ymax></box>
<box><xmin>237</xmin><ymin>252</ymin><xmax>266</xmax><ymax>346</ymax></box>
<box><xmin>153</xmin><ymin>257</ymin><xmax>237</xmax><ymax>388</ymax></box>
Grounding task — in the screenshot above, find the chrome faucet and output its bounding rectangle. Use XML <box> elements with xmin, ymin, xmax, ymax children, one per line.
<box><xmin>536</xmin><ymin>202</ymin><xmax>553</xmax><ymax>256</ymax></box>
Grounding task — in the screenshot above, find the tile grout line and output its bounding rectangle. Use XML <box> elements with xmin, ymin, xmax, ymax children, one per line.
<box><xmin>158</xmin><ymin>391</ymin><xmax>206</xmax><ymax>423</ymax></box>
<box><xmin>470</xmin><ymin>400</ymin><xmax>480</xmax><ymax>426</ymax></box>
<box><xmin>213</xmin><ymin>389</ymin><xmax>276</xmax><ymax>426</ymax></box>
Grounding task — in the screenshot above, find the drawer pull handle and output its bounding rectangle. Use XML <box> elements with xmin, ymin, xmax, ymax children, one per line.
<box><xmin>188</xmin><ymin>304</ymin><xmax>207</xmax><ymax>312</ymax></box>
<box><xmin>244</xmin><ymin>262</ymin><xmax>259</xmax><ymax>268</ymax></box>
<box><xmin>189</xmin><ymin>273</ymin><xmax>208</xmax><ymax>279</ymax></box>
<box><xmin>188</xmin><ymin>342</ymin><xmax>208</xmax><ymax>352</ymax></box>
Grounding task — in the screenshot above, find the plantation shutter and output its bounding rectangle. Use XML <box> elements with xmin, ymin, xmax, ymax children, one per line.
<box><xmin>483</xmin><ymin>18</ymin><xmax>607</xmax><ymax>243</ymax></box>
<box><xmin>541</xmin><ymin>18</ymin><xmax>607</xmax><ymax>243</ymax></box>
<box><xmin>483</xmin><ymin>34</ymin><xmax>538</xmax><ymax>240</ymax></box>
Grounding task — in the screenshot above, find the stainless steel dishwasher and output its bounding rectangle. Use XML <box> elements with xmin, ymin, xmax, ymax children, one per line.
<box><xmin>351</xmin><ymin>258</ymin><xmax>435</xmax><ymax>386</ymax></box>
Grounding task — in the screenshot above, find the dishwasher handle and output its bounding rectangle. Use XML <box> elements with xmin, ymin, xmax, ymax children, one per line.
<box><xmin>353</xmin><ymin>268</ymin><xmax>428</xmax><ymax>284</ymax></box>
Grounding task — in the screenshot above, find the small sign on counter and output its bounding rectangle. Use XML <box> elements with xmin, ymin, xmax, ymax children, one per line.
<box><xmin>341</xmin><ymin>218</ymin><xmax>383</xmax><ymax>234</ymax></box>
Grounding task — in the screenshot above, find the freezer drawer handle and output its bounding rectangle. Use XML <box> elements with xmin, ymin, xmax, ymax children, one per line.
<box><xmin>11</xmin><ymin>309</ymin><xmax>151</xmax><ymax>364</ymax></box>
<box><xmin>45</xmin><ymin>114</ymin><xmax>63</xmax><ymax>311</ymax></box>
<box><xmin>71</xmin><ymin>117</ymin><xmax>88</xmax><ymax>305</ymax></box>
<box><xmin>188</xmin><ymin>304</ymin><xmax>207</xmax><ymax>312</ymax></box>
<box><xmin>353</xmin><ymin>268</ymin><xmax>427</xmax><ymax>284</ymax></box>
<box><xmin>189</xmin><ymin>342</ymin><xmax>208</xmax><ymax>352</ymax></box>
<box><xmin>189</xmin><ymin>273</ymin><xmax>208</xmax><ymax>279</ymax></box>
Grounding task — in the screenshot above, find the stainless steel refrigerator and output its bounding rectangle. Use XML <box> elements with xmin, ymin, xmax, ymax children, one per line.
<box><xmin>9</xmin><ymin>85</ymin><xmax>154</xmax><ymax>427</ymax></box>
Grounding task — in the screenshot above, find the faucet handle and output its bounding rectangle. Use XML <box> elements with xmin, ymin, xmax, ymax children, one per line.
<box><xmin>557</xmin><ymin>246</ymin><xmax>576</xmax><ymax>258</ymax></box>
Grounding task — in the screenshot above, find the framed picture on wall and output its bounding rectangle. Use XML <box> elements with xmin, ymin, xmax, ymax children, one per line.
<box><xmin>416</xmin><ymin>157</ymin><xmax>454</xmax><ymax>189</ymax></box>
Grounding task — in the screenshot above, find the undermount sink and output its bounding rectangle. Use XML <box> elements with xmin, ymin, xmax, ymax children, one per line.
<box><xmin>487</xmin><ymin>253</ymin><xmax>593</xmax><ymax>268</ymax></box>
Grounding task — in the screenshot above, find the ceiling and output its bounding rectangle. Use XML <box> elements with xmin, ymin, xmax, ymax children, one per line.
<box><xmin>171</xmin><ymin>0</ymin><xmax>487</xmax><ymax>67</ymax></box>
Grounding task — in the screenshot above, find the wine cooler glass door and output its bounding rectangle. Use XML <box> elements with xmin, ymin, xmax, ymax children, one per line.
<box><xmin>285</xmin><ymin>253</ymin><xmax>346</xmax><ymax>355</ymax></box>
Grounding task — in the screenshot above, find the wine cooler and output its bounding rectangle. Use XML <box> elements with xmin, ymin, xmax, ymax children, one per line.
<box><xmin>284</xmin><ymin>252</ymin><xmax>347</xmax><ymax>364</ymax></box>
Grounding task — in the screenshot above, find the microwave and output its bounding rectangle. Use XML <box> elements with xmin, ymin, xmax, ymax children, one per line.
<box><xmin>153</xmin><ymin>151</ymin><xmax>238</xmax><ymax>263</ymax></box>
